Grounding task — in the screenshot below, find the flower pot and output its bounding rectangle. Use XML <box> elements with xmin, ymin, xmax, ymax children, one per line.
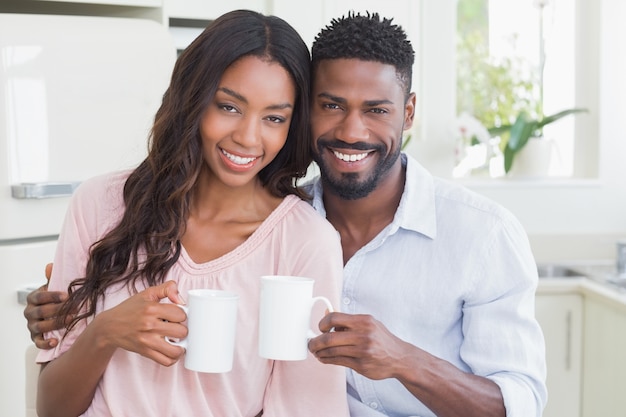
<box><xmin>508</xmin><ymin>137</ymin><xmax>553</xmax><ymax>179</ymax></box>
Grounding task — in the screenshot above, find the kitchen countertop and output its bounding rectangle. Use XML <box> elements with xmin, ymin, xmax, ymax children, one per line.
<box><xmin>537</xmin><ymin>261</ymin><xmax>626</xmax><ymax>312</ymax></box>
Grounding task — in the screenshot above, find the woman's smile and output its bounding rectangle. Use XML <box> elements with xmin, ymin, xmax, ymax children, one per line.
<box><xmin>220</xmin><ymin>148</ymin><xmax>260</xmax><ymax>171</ymax></box>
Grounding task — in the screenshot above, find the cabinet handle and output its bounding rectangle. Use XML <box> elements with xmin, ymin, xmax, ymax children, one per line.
<box><xmin>11</xmin><ymin>182</ymin><xmax>80</xmax><ymax>199</ymax></box>
<box><xmin>565</xmin><ymin>310</ymin><xmax>572</xmax><ymax>371</ymax></box>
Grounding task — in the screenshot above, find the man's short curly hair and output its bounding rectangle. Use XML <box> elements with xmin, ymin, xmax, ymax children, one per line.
<box><xmin>311</xmin><ymin>11</ymin><xmax>415</xmax><ymax>96</ymax></box>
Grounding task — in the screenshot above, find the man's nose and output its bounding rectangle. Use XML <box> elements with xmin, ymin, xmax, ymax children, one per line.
<box><xmin>335</xmin><ymin>111</ymin><xmax>369</xmax><ymax>143</ymax></box>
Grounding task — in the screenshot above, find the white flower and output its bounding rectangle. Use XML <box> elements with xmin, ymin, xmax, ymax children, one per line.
<box><xmin>454</xmin><ymin>112</ymin><xmax>490</xmax><ymax>144</ymax></box>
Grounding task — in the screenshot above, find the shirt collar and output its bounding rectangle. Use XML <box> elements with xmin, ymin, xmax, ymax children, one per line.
<box><xmin>308</xmin><ymin>152</ymin><xmax>437</xmax><ymax>240</ymax></box>
<box><xmin>396</xmin><ymin>153</ymin><xmax>437</xmax><ymax>239</ymax></box>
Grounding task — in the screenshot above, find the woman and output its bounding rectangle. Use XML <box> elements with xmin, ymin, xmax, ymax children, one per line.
<box><xmin>36</xmin><ymin>10</ymin><xmax>348</xmax><ymax>417</ymax></box>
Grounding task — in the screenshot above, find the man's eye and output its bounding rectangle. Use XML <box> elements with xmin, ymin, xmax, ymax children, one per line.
<box><xmin>370</xmin><ymin>108</ymin><xmax>388</xmax><ymax>114</ymax></box>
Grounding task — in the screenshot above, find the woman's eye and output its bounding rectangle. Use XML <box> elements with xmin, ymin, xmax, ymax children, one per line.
<box><xmin>266</xmin><ymin>116</ymin><xmax>286</xmax><ymax>124</ymax></box>
<box><xmin>323</xmin><ymin>103</ymin><xmax>341</xmax><ymax>110</ymax></box>
<box><xmin>219</xmin><ymin>104</ymin><xmax>238</xmax><ymax>113</ymax></box>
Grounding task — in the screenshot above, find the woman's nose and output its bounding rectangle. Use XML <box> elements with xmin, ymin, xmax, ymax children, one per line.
<box><xmin>232</xmin><ymin>117</ymin><xmax>261</xmax><ymax>148</ymax></box>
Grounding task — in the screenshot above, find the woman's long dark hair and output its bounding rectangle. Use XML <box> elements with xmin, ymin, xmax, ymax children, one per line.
<box><xmin>59</xmin><ymin>10</ymin><xmax>312</xmax><ymax>331</ymax></box>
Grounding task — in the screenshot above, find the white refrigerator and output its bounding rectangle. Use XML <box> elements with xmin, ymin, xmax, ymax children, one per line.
<box><xmin>0</xmin><ymin>13</ymin><xmax>176</xmax><ymax>416</ymax></box>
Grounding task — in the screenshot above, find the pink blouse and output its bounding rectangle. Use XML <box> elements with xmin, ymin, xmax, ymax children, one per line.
<box><xmin>37</xmin><ymin>170</ymin><xmax>348</xmax><ymax>417</ymax></box>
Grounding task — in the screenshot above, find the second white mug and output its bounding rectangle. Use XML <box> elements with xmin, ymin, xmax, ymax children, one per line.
<box><xmin>258</xmin><ymin>275</ymin><xmax>334</xmax><ymax>361</ymax></box>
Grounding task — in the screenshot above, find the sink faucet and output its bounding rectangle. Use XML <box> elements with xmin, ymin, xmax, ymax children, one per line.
<box><xmin>618</xmin><ymin>240</ymin><xmax>626</xmax><ymax>277</ymax></box>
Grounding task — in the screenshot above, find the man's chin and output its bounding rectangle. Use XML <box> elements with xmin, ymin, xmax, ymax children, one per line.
<box><xmin>321</xmin><ymin>176</ymin><xmax>376</xmax><ymax>201</ymax></box>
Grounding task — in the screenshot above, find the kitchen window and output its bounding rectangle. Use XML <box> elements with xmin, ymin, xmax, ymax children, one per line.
<box><xmin>457</xmin><ymin>0</ymin><xmax>598</xmax><ymax>179</ymax></box>
<box><xmin>415</xmin><ymin>0</ymin><xmax>599</xmax><ymax>180</ymax></box>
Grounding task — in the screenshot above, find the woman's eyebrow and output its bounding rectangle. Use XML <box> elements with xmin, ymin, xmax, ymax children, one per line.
<box><xmin>218</xmin><ymin>87</ymin><xmax>293</xmax><ymax>110</ymax></box>
<box><xmin>218</xmin><ymin>87</ymin><xmax>247</xmax><ymax>104</ymax></box>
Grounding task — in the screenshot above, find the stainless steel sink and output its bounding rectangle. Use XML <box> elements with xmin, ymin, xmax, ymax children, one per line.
<box><xmin>606</xmin><ymin>276</ymin><xmax>626</xmax><ymax>289</ymax></box>
<box><xmin>537</xmin><ymin>264</ymin><xmax>586</xmax><ymax>278</ymax></box>
<box><xmin>537</xmin><ymin>263</ymin><xmax>626</xmax><ymax>292</ymax></box>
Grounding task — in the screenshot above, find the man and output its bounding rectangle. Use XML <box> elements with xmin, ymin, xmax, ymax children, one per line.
<box><xmin>304</xmin><ymin>13</ymin><xmax>545</xmax><ymax>417</ymax></box>
<box><xmin>25</xmin><ymin>12</ymin><xmax>546</xmax><ymax>417</ymax></box>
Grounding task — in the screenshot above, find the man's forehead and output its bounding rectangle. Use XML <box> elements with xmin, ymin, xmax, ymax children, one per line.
<box><xmin>312</xmin><ymin>59</ymin><xmax>404</xmax><ymax>102</ymax></box>
<box><xmin>314</xmin><ymin>58</ymin><xmax>396</xmax><ymax>77</ymax></box>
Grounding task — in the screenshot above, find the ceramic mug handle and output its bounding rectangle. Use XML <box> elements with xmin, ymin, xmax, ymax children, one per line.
<box><xmin>306</xmin><ymin>296</ymin><xmax>334</xmax><ymax>339</ymax></box>
<box><xmin>164</xmin><ymin>304</ymin><xmax>188</xmax><ymax>348</ymax></box>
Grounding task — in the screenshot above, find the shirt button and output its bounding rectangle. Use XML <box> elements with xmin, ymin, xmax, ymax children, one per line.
<box><xmin>369</xmin><ymin>402</ymin><xmax>378</xmax><ymax>409</ymax></box>
<box><xmin>342</xmin><ymin>297</ymin><xmax>351</xmax><ymax>305</ymax></box>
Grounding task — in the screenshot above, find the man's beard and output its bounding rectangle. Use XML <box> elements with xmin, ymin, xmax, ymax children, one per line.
<box><xmin>313</xmin><ymin>139</ymin><xmax>401</xmax><ymax>200</ymax></box>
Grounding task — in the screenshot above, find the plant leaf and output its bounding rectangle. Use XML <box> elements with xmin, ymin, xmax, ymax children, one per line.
<box><xmin>504</xmin><ymin>146</ymin><xmax>515</xmax><ymax>173</ymax></box>
<box><xmin>508</xmin><ymin>112</ymin><xmax>537</xmax><ymax>151</ymax></box>
<box><xmin>537</xmin><ymin>108</ymin><xmax>588</xmax><ymax>129</ymax></box>
<box><xmin>488</xmin><ymin>125</ymin><xmax>512</xmax><ymax>136</ymax></box>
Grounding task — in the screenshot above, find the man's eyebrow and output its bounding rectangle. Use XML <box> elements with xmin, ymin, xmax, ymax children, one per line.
<box><xmin>363</xmin><ymin>99</ymin><xmax>394</xmax><ymax>107</ymax></box>
<box><xmin>316</xmin><ymin>92</ymin><xmax>346</xmax><ymax>104</ymax></box>
<box><xmin>218</xmin><ymin>87</ymin><xmax>293</xmax><ymax>110</ymax></box>
<box><xmin>316</xmin><ymin>92</ymin><xmax>393</xmax><ymax>107</ymax></box>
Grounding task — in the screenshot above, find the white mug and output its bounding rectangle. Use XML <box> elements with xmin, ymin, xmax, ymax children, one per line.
<box><xmin>167</xmin><ymin>289</ymin><xmax>239</xmax><ymax>373</ymax></box>
<box><xmin>258</xmin><ymin>275</ymin><xmax>334</xmax><ymax>361</ymax></box>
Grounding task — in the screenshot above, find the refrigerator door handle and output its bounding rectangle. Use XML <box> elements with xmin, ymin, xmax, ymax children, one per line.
<box><xmin>11</xmin><ymin>182</ymin><xmax>81</xmax><ymax>199</ymax></box>
<box><xmin>17</xmin><ymin>287</ymin><xmax>35</xmax><ymax>305</ymax></box>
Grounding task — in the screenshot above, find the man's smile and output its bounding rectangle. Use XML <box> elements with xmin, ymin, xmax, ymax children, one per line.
<box><xmin>331</xmin><ymin>150</ymin><xmax>373</xmax><ymax>162</ymax></box>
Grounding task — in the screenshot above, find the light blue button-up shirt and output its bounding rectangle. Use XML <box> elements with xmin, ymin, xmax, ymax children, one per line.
<box><xmin>306</xmin><ymin>153</ymin><xmax>547</xmax><ymax>417</ymax></box>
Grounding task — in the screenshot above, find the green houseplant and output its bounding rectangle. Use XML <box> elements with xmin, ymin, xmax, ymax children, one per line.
<box><xmin>490</xmin><ymin>108</ymin><xmax>588</xmax><ymax>173</ymax></box>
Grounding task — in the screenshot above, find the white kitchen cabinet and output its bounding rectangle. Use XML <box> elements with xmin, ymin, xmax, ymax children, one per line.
<box><xmin>37</xmin><ymin>0</ymin><xmax>161</xmax><ymax>6</ymax></box>
<box><xmin>0</xmin><ymin>0</ymin><xmax>165</xmax><ymax>23</ymax></box>
<box><xmin>0</xmin><ymin>241</ymin><xmax>56</xmax><ymax>417</ymax></box>
<box><xmin>582</xmin><ymin>295</ymin><xmax>626</xmax><ymax>417</ymax></box>
<box><xmin>535</xmin><ymin>292</ymin><xmax>583</xmax><ymax>417</ymax></box>
<box><xmin>164</xmin><ymin>0</ymin><xmax>266</xmax><ymax>21</ymax></box>
<box><xmin>164</xmin><ymin>0</ymin><xmax>420</xmax><ymax>55</ymax></box>
<box><xmin>269</xmin><ymin>0</ymin><xmax>325</xmax><ymax>47</ymax></box>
